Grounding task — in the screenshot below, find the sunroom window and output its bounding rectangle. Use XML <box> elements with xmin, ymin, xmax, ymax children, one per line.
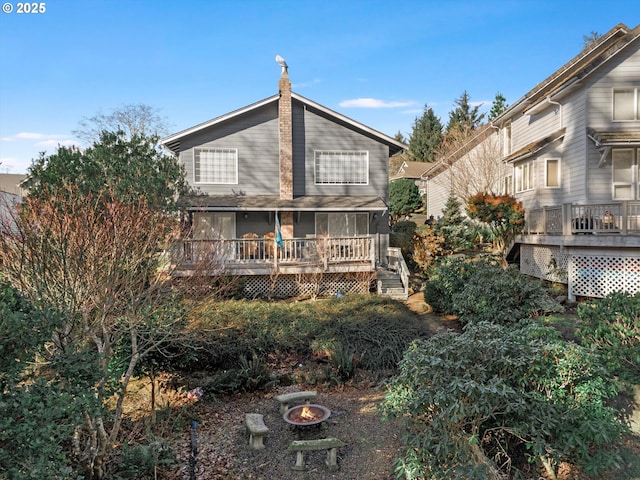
<box><xmin>515</xmin><ymin>159</ymin><xmax>534</xmax><ymax>193</ymax></box>
<box><xmin>314</xmin><ymin>151</ymin><xmax>369</xmax><ymax>185</ymax></box>
<box><xmin>315</xmin><ymin>213</ymin><xmax>369</xmax><ymax>237</ymax></box>
<box><xmin>194</xmin><ymin>148</ymin><xmax>238</xmax><ymax>184</ymax></box>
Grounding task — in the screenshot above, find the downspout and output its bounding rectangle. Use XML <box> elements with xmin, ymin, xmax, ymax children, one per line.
<box><xmin>547</xmin><ymin>96</ymin><xmax>562</xmax><ymax>128</ymax></box>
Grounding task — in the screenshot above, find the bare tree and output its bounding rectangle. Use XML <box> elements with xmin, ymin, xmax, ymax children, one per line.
<box><xmin>0</xmin><ymin>186</ymin><xmax>181</xmax><ymax>479</ymax></box>
<box><xmin>432</xmin><ymin>125</ymin><xmax>506</xmax><ymax>203</ymax></box>
<box><xmin>73</xmin><ymin>103</ymin><xmax>171</xmax><ymax>145</ymax></box>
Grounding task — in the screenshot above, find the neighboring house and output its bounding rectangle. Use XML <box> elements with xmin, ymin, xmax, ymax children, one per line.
<box><xmin>390</xmin><ymin>160</ymin><xmax>432</xmax><ymax>195</ymax></box>
<box><xmin>160</xmin><ymin>63</ymin><xmax>408</xmax><ymax>299</ymax></box>
<box><xmin>0</xmin><ymin>174</ymin><xmax>26</xmax><ymax>234</ymax></box>
<box><xmin>0</xmin><ymin>174</ymin><xmax>28</xmax><ymax>197</ymax></box>
<box><xmin>423</xmin><ymin>124</ymin><xmax>508</xmax><ymax>216</ymax></box>
<box><xmin>425</xmin><ymin>22</ymin><xmax>640</xmax><ymax>300</ymax></box>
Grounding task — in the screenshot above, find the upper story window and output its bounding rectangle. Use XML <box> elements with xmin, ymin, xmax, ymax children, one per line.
<box><xmin>613</xmin><ymin>88</ymin><xmax>640</xmax><ymax>121</ymax></box>
<box><xmin>194</xmin><ymin>148</ymin><xmax>238</xmax><ymax>184</ymax></box>
<box><xmin>545</xmin><ymin>158</ymin><xmax>560</xmax><ymax>188</ymax></box>
<box><xmin>314</xmin><ymin>151</ymin><xmax>369</xmax><ymax>185</ymax></box>
<box><xmin>515</xmin><ymin>159</ymin><xmax>534</xmax><ymax>193</ymax></box>
<box><xmin>502</xmin><ymin>123</ymin><xmax>512</xmax><ymax>156</ymax></box>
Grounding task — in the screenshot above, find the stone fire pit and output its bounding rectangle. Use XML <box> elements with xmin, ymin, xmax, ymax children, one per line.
<box><xmin>283</xmin><ymin>404</ymin><xmax>331</xmax><ymax>426</ymax></box>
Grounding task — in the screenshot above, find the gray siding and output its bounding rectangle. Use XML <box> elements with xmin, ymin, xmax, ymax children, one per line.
<box><xmin>301</xmin><ymin>105</ymin><xmax>390</xmax><ymax>200</ymax></box>
<box><xmin>178</xmin><ymin>103</ymin><xmax>280</xmax><ymax>196</ymax></box>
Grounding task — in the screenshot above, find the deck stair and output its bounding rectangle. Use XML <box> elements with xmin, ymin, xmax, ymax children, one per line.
<box><xmin>377</xmin><ymin>270</ymin><xmax>407</xmax><ymax>300</ymax></box>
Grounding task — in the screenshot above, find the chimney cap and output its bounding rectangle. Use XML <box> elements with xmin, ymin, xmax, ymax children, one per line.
<box><xmin>275</xmin><ymin>54</ymin><xmax>288</xmax><ymax>75</ymax></box>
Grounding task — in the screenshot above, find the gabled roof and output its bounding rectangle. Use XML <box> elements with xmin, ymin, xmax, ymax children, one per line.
<box><xmin>390</xmin><ymin>160</ymin><xmax>433</xmax><ymax>181</ymax></box>
<box><xmin>423</xmin><ymin>124</ymin><xmax>496</xmax><ymax>177</ymax></box>
<box><xmin>161</xmin><ymin>92</ymin><xmax>407</xmax><ymax>156</ymax></box>
<box><xmin>494</xmin><ymin>23</ymin><xmax>640</xmax><ymax>123</ymax></box>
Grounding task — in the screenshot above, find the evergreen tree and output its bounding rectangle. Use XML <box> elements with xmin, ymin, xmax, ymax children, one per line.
<box><xmin>409</xmin><ymin>105</ymin><xmax>443</xmax><ymax>162</ymax></box>
<box><xmin>394</xmin><ymin>130</ymin><xmax>408</xmax><ymax>144</ymax></box>
<box><xmin>445</xmin><ymin>91</ymin><xmax>485</xmax><ymax>133</ymax></box>
<box><xmin>488</xmin><ymin>92</ymin><xmax>508</xmax><ymax>121</ymax></box>
<box><xmin>433</xmin><ymin>194</ymin><xmax>473</xmax><ymax>252</ymax></box>
<box><xmin>389</xmin><ymin>178</ymin><xmax>423</xmax><ymax>224</ymax></box>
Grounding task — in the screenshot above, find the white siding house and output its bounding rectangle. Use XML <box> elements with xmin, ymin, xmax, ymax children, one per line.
<box><xmin>425</xmin><ymin>23</ymin><xmax>640</xmax><ymax>299</ymax></box>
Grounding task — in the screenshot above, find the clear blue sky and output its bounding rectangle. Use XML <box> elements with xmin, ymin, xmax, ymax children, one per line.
<box><xmin>0</xmin><ymin>0</ymin><xmax>638</xmax><ymax>173</ymax></box>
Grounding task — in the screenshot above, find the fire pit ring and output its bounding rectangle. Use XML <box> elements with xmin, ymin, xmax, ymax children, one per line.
<box><xmin>283</xmin><ymin>404</ymin><xmax>331</xmax><ymax>426</ymax></box>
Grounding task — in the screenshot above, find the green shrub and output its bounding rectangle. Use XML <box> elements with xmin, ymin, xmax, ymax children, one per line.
<box><xmin>112</xmin><ymin>438</ymin><xmax>176</xmax><ymax>479</ymax></box>
<box><xmin>576</xmin><ymin>291</ymin><xmax>640</xmax><ymax>383</ymax></box>
<box><xmin>424</xmin><ymin>256</ymin><xmax>562</xmax><ymax>324</ymax></box>
<box><xmin>383</xmin><ymin>321</ymin><xmax>624</xmax><ymax>479</ymax></box>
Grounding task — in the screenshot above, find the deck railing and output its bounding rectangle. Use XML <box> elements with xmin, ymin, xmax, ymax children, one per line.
<box><xmin>524</xmin><ymin>201</ymin><xmax>640</xmax><ymax>235</ymax></box>
<box><xmin>174</xmin><ymin>235</ymin><xmax>375</xmax><ymax>268</ymax></box>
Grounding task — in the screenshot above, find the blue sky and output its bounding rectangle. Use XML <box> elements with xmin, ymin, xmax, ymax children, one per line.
<box><xmin>0</xmin><ymin>0</ymin><xmax>638</xmax><ymax>174</ymax></box>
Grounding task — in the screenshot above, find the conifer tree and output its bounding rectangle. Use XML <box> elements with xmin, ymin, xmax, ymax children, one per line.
<box><xmin>446</xmin><ymin>91</ymin><xmax>485</xmax><ymax>133</ymax></box>
<box><xmin>409</xmin><ymin>105</ymin><xmax>443</xmax><ymax>162</ymax></box>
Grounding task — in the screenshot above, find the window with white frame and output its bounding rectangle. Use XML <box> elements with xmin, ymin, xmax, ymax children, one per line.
<box><xmin>612</xmin><ymin>148</ymin><xmax>638</xmax><ymax>200</ymax></box>
<box><xmin>314</xmin><ymin>151</ymin><xmax>368</xmax><ymax>185</ymax></box>
<box><xmin>515</xmin><ymin>159</ymin><xmax>534</xmax><ymax>192</ymax></box>
<box><xmin>503</xmin><ymin>174</ymin><xmax>513</xmax><ymax>195</ymax></box>
<box><xmin>613</xmin><ymin>88</ymin><xmax>640</xmax><ymax>121</ymax></box>
<box><xmin>194</xmin><ymin>148</ymin><xmax>238</xmax><ymax>184</ymax></box>
<box><xmin>545</xmin><ymin>158</ymin><xmax>560</xmax><ymax>188</ymax></box>
<box><xmin>315</xmin><ymin>212</ymin><xmax>369</xmax><ymax>237</ymax></box>
<box><xmin>503</xmin><ymin>123</ymin><xmax>512</xmax><ymax>156</ymax></box>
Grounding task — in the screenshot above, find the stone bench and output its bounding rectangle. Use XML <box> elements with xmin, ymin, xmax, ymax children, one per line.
<box><xmin>245</xmin><ymin>413</ymin><xmax>269</xmax><ymax>450</ymax></box>
<box><xmin>274</xmin><ymin>390</ymin><xmax>317</xmax><ymax>414</ymax></box>
<box><xmin>289</xmin><ymin>437</ymin><xmax>345</xmax><ymax>471</ymax></box>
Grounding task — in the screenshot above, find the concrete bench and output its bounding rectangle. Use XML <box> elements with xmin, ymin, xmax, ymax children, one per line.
<box><xmin>289</xmin><ymin>437</ymin><xmax>345</xmax><ymax>471</ymax></box>
<box><xmin>245</xmin><ymin>413</ymin><xmax>269</xmax><ymax>450</ymax></box>
<box><xmin>274</xmin><ymin>390</ymin><xmax>317</xmax><ymax>414</ymax></box>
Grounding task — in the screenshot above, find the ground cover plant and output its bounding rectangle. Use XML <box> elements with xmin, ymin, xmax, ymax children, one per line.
<box><xmin>158</xmin><ymin>294</ymin><xmax>433</xmax><ymax>393</ymax></box>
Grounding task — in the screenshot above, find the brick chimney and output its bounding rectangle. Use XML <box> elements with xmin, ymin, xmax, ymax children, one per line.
<box><xmin>278</xmin><ymin>62</ymin><xmax>293</xmax><ymax>200</ymax></box>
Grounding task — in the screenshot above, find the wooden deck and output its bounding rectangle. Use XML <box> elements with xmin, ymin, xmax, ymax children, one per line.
<box><xmin>172</xmin><ymin>235</ymin><xmax>376</xmax><ymax>276</ymax></box>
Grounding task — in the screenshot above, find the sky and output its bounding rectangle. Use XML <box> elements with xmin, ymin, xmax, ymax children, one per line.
<box><xmin>0</xmin><ymin>0</ymin><xmax>638</xmax><ymax>174</ymax></box>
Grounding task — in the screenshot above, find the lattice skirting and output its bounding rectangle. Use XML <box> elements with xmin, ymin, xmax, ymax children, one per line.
<box><xmin>520</xmin><ymin>245</ymin><xmax>640</xmax><ymax>298</ymax></box>
<box><xmin>569</xmin><ymin>254</ymin><xmax>640</xmax><ymax>298</ymax></box>
<box><xmin>242</xmin><ymin>272</ymin><xmax>374</xmax><ymax>299</ymax></box>
<box><xmin>520</xmin><ymin>245</ymin><xmax>569</xmax><ymax>284</ymax></box>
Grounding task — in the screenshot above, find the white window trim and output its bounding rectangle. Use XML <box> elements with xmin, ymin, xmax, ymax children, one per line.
<box><xmin>612</xmin><ymin>87</ymin><xmax>639</xmax><ymax>122</ymax></box>
<box><xmin>611</xmin><ymin>148</ymin><xmax>638</xmax><ymax>200</ymax></box>
<box><xmin>314</xmin><ymin>150</ymin><xmax>369</xmax><ymax>185</ymax></box>
<box><xmin>193</xmin><ymin>147</ymin><xmax>238</xmax><ymax>185</ymax></box>
<box><xmin>503</xmin><ymin>174</ymin><xmax>513</xmax><ymax>195</ymax></box>
<box><xmin>544</xmin><ymin>158</ymin><xmax>560</xmax><ymax>188</ymax></box>
<box><xmin>515</xmin><ymin>159</ymin><xmax>534</xmax><ymax>193</ymax></box>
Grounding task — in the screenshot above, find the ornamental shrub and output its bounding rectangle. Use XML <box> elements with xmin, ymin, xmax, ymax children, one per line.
<box><xmin>576</xmin><ymin>291</ymin><xmax>640</xmax><ymax>383</ymax></box>
<box><xmin>383</xmin><ymin>321</ymin><xmax>624</xmax><ymax>479</ymax></box>
<box><xmin>424</xmin><ymin>256</ymin><xmax>561</xmax><ymax>324</ymax></box>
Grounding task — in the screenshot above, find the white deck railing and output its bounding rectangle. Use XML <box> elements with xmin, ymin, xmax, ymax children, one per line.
<box><xmin>174</xmin><ymin>235</ymin><xmax>375</xmax><ymax>267</ymax></box>
<box><xmin>524</xmin><ymin>201</ymin><xmax>640</xmax><ymax>235</ymax></box>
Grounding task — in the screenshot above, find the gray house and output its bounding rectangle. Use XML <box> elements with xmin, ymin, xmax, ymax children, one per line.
<box><xmin>161</xmin><ymin>63</ymin><xmax>408</xmax><ymax>298</ymax></box>
<box><xmin>425</xmin><ymin>23</ymin><xmax>640</xmax><ymax>300</ymax></box>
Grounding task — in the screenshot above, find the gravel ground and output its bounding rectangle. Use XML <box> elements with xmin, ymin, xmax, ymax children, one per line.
<box><xmin>175</xmin><ymin>385</ymin><xmax>404</xmax><ymax>480</ymax></box>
